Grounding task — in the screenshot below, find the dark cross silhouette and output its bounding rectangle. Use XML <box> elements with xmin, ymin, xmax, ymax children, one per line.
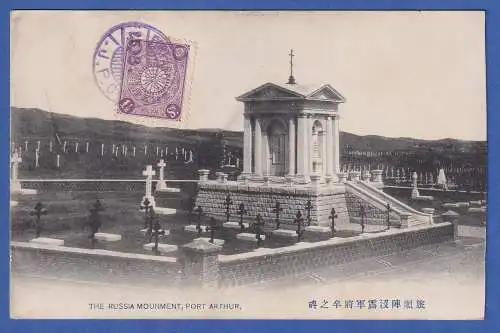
<box><xmin>88</xmin><ymin>200</ymin><xmax>105</xmax><ymax>246</ymax></box>
<box><xmin>207</xmin><ymin>217</ymin><xmax>219</xmax><ymax>244</ymax></box>
<box><xmin>187</xmin><ymin>196</ymin><xmax>196</xmax><ymax>224</ymax></box>
<box><xmin>140</xmin><ymin>197</ymin><xmax>153</xmax><ymax>229</ymax></box>
<box><xmin>223</xmin><ymin>194</ymin><xmax>233</xmax><ymax>222</ymax></box>
<box><xmin>150</xmin><ymin>218</ymin><xmax>165</xmax><ymax>255</ymax></box>
<box><xmin>252</xmin><ymin>214</ymin><xmax>265</xmax><ymax>247</ymax></box>
<box><xmin>272</xmin><ymin>201</ymin><xmax>283</xmax><ymax>230</ymax></box>
<box><xmin>304</xmin><ymin>200</ymin><xmax>313</xmax><ymax>226</ymax></box>
<box><xmin>194</xmin><ymin>205</ymin><xmax>204</xmax><ymax>237</ymax></box>
<box><xmin>237</xmin><ymin>202</ymin><xmax>248</xmax><ymax>232</ymax></box>
<box><xmin>30</xmin><ymin>202</ymin><xmax>47</xmax><ymax>237</ymax></box>
<box><xmin>145</xmin><ymin>208</ymin><xmax>157</xmax><ymax>238</ymax></box>
<box><xmin>329</xmin><ymin>207</ymin><xmax>338</xmax><ymax>237</ymax></box>
<box><xmin>295</xmin><ymin>210</ymin><xmax>305</xmax><ymax>242</ymax></box>
<box><xmin>287</xmin><ymin>49</ymin><xmax>296</xmax><ymax>84</ymax></box>
<box><xmin>360</xmin><ymin>205</ymin><xmax>367</xmax><ymax>233</ymax></box>
<box><xmin>386</xmin><ymin>203</ymin><xmax>392</xmax><ymax>230</ymax></box>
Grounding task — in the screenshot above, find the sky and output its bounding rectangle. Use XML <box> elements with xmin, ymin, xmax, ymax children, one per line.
<box><xmin>10</xmin><ymin>11</ymin><xmax>486</xmax><ymax>140</ymax></box>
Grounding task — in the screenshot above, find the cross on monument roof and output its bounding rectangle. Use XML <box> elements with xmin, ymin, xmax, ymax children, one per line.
<box><xmin>287</xmin><ymin>49</ymin><xmax>296</xmax><ymax>85</ymax></box>
<box><xmin>157</xmin><ymin>159</ymin><xmax>166</xmax><ymax>167</ymax></box>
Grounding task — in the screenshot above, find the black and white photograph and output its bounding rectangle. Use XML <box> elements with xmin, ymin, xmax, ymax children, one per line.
<box><xmin>9</xmin><ymin>11</ymin><xmax>486</xmax><ymax>319</ymax></box>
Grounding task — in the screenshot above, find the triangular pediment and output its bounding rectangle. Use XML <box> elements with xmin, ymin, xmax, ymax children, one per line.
<box><xmin>237</xmin><ymin>82</ymin><xmax>345</xmax><ymax>103</ymax></box>
<box><xmin>236</xmin><ymin>83</ymin><xmax>304</xmax><ymax>101</ymax></box>
<box><xmin>308</xmin><ymin>85</ymin><xmax>345</xmax><ymax>102</ymax></box>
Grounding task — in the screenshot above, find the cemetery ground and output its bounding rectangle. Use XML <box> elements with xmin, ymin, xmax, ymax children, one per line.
<box><xmin>10</xmin><ymin>184</ymin><xmax>485</xmax><ymax>318</ymax></box>
<box><xmin>10</xmin><ymin>185</ymin><xmax>361</xmax><ymax>257</ymax></box>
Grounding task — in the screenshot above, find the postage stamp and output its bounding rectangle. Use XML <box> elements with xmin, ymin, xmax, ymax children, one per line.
<box><xmin>118</xmin><ymin>39</ymin><xmax>189</xmax><ymax>121</ymax></box>
<box><xmin>92</xmin><ymin>21</ymin><xmax>169</xmax><ymax>102</ymax></box>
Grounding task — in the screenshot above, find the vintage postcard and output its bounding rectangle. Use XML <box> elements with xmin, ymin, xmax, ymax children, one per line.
<box><xmin>9</xmin><ymin>11</ymin><xmax>486</xmax><ymax>319</ymax></box>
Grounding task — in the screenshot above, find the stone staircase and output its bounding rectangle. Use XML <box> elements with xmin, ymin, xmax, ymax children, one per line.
<box><xmin>345</xmin><ymin>180</ymin><xmax>433</xmax><ymax>227</ymax></box>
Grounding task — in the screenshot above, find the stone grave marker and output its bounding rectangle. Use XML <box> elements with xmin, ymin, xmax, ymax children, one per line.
<box><xmin>237</xmin><ymin>214</ymin><xmax>267</xmax><ymax>243</ymax></box>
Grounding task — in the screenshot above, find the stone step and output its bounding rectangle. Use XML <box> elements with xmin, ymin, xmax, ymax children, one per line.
<box><xmin>184</xmin><ymin>225</ymin><xmax>209</xmax><ymax>233</ymax></box>
<box><xmin>29</xmin><ymin>237</ymin><xmax>64</xmax><ymax>246</ymax></box>
<box><xmin>143</xmin><ymin>243</ymin><xmax>178</xmax><ymax>254</ymax></box>
<box><xmin>140</xmin><ymin>228</ymin><xmax>170</xmax><ymax>236</ymax></box>
<box><xmin>94</xmin><ymin>232</ymin><xmax>121</xmax><ymax>242</ymax></box>
<box><xmin>155</xmin><ymin>207</ymin><xmax>177</xmax><ymax>215</ymax></box>
<box><xmin>271</xmin><ymin>229</ymin><xmax>297</xmax><ymax>238</ymax></box>
<box><xmin>304</xmin><ymin>225</ymin><xmax>331</xmax><ymax>233</ymax></box>
<box><xmin>236</xmin><ymin>232</ymin><xmax>266</xmax><ymax>242</ymax></box>
<box><xmin>156</xmin><ymin>187</ymin><xmax>181</xmax><ymax>193</ymax></box>
<box><xmin>223</xmin><ymin>221</ymin><xmax>249</xmax><ymax>230</ymax></box>
<box><xmin>469</xmin><ymin>207</ymin><xmax>486</xmax><ymax>214</ymax></box>
<box><xmin>193</xmin><ymin>237</ymin><xmax>225</xmax><ymax>246</ymax></box>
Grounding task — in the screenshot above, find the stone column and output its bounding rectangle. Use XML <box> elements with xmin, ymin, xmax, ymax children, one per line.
<box><xmin>254</xmin><ymin>118</ymin><xmax>262</xmax><ymax>176</ymax></box>
<box><xmin>333</xmin><ymin>115</ymin><xmax>340</xmax><ymax>174</ymax></box>
<box><xmin>296</xmin><ymin>114</ymin><xmax>310</xmax><ymax>183</ymax></box>
<box><xmin>243</xmin><ymin>114</ymin><xmax>253</xmax><ymax>176</ymax></box>
<box><xmin>326</xmin><ymin>116</ymin><xmax>334</xmax><ymax>177</ymax></box>
<box><xmin>308</xmin><ymin>115</ymin><xmax>313</xmax><ymax>176</ymax></box>
<box><xmin>180</xmin><ymin>239</ymin><xmax>222</xmax><ymax>289</ymax></box>
<box><xmin>288</xmin><ymin>116</ymin><xmax>296</xmax><ymax>176</ymax></box>
<box><xmin>198</xmin><ymin>169</ymin><xmax>210</xmax><ymax>182</ymax></box>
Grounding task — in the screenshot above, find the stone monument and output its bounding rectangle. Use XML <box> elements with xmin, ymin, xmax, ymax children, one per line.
<box><xmin>195</xmin><ymin>51</ymin><xmax>432</xmax><ymax>229</ymax></box>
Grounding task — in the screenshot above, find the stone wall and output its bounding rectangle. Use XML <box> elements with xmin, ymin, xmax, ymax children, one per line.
<box><xmin>11</xmin><ymin>223</ymin><xmax>454</xmax><ymax>289</ymax></box>
<box><xmin>195</xmin><ymin>182</ymin><xmax>350</xmax><ymax>227</ymax></box>
<box><xmin>11</xmin><ymin>242</ymin><xmax>184</xmax><ymax>287</ymax></box>
<box><xmin>218</xmin><ymin>223</ymin><xmax>454</xmax><ymax>287</ymax></box>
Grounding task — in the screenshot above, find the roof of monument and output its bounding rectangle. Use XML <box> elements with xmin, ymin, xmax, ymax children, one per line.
<box><xmin>236</xmin><ymin>82</ymin><xmax>345</xmax><ymax>103</ymax></box>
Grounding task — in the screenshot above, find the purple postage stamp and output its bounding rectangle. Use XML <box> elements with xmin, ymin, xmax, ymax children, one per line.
<box><xmin>93</xmin><ymin>22</ymin><xmax>169</xmax><ymax>102</ymax></box>
<box><xmin>117</xmin><ymin>39</ymin><xmax>189</xmax><ymax>121</ymax></box>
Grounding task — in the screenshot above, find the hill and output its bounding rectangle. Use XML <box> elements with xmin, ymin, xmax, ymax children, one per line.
<box><xmin>11</xmin><ymin>107</ymin><xmax>486</xmax><ymax>155</ymax></box>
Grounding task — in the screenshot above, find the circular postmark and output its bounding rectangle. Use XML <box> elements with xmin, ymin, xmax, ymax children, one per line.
<box><xmin>92</xmin><ymin>22</ymin><xmax>169</xmax><ymax>102</ymax></box>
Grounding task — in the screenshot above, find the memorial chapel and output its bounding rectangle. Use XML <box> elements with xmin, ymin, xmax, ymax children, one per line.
<box><xmin>236</xmin><ymin>52</ymin><xmax>345</xmax><ymax>184</ymax></box>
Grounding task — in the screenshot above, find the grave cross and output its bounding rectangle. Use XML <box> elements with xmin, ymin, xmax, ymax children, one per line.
<box><xmin>157</xmin><ymin>159</ymin><xmax>167</xmax><ymax>189</ymax></box>
<box><xmin>194</xmin><ymin>206</ymin><xmax>204</xmax><ymax>237</ymax></box>
<box><xmin>207</xmin><ymin>217</ymin><xmax>219</xmax><ymax>244</ymax></box>
<box><xmin>140</xmin><ymin>197</ymin><xmax>153</xmax><ymax>229</ymax></box>
<box><xmin>253</xmin><ymin>214</ymin><xmax>265</xmax><ymax>247</ymax></box>
<box><xmin>360</xmin><ymin>205</ymin><xmax>366</xmax><ymax>233</ymax></box>
<box><xmin>272</xmin><ymin>201</ymin><xmax>283</xmax><ymax>230</ymax></box>
<box><xmin>186</xmin><ymin>196</ymin><xmax>196</xmax><ymax>224</ymax></box>
<box><xmin>224</xmin><ymin>194</ymin><xmax>233</xmax><ymax>222</ymax></box>
<box><xmin>237</xmin><ymin>202</ymin><xmax>248</xmax><ymax>232</ymax></box>
<box><xmin>386</xmin><ymin>203</ymin><xmax>391</xmax><ymax>230</ymax></box>
<box><xmin>10</xmin><ymin>149</ymin><xmax>22</xmax><ymax>189</ymax></box>
<box><xmin>142</xmin><ymin>165</ymin><xmax>156</xmax><ymax>202</ymax></box>
<box><xmin>295</xmin><ymin>210</ymin><xmax>305</xmax><ymax>242</ymax></box>
<box><xmin>30</xmin><ymin>202</ymin><xmax>47</xmax><ymax>237</ymax></box>
<box><xmin>329</xmin><ymin>207</ymin><xmax>338</xmax><ymax>237</ymax></box>
<box><xmin>87</xmin><ymin>200</ymin><xmax>105</xmax><ymax>246</ymax></box>
<box><xmin>150</xmin><ymin>218</ymin><xmax>165</xmax><ymax>255</ymax></box>
<box><xmin>304</xmin><ymin>200</ymin><xmax>313</xmax><ymax>226</ymax></box>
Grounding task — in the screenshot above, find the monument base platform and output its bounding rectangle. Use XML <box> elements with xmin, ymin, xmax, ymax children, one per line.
<box><xmin>196</xmin><ymin>181</ymin><xmax>350</xmax><ymax>228</ymax></box>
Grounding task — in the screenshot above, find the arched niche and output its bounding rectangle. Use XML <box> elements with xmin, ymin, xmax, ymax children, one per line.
<box><xmin>264</xmin><ymin>119</ymin><xmax>288</xmax><ymax>177</ymax></box>
<box><xmin>312</xmin><ymin>119</ymin><xmax>325</xmax><ymax>175</ymax></box>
